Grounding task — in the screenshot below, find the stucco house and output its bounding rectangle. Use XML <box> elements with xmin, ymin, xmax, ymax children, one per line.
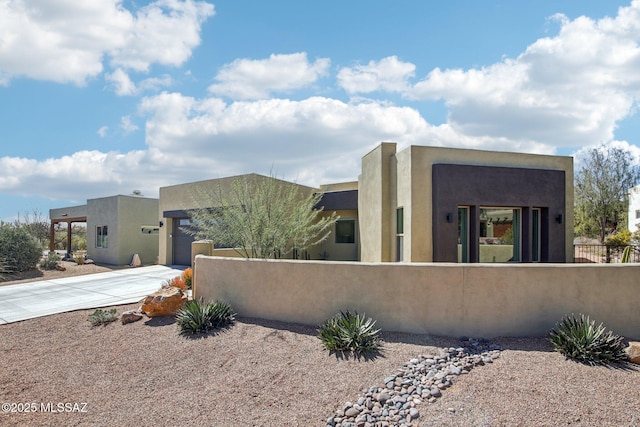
<box><xmin>359</xmin><ymin>142</ymin><xmax>574</xmax><ymax>263</ymax></box>
<box><xmin>158</xmin><ymin>142</ymin><xmax>573</xmax><ymax>265</ymax></box>
<box><xmin>158</xmin><ymin>174</ymin><xmax>359</xmax><ymax>265</ymax></box>
<box><xmin>50</xmin><ymin>194</ymin><xmax>159</xmax><ymax>265</ymax></box>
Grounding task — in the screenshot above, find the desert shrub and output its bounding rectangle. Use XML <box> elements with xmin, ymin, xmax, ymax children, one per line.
<box><xmin>317</xmin><ymin>310</ymin><xmax>381</xmax><ymax>355</ymax></box>
<box><xmin>0</xmin><ymin>257</ymin><xmax>10</xmax><ymax>280</ymax></box>
<box><xmin>88</xmin><ymin>308</ymin><xmax>118</xmax><ymax>326</ymax></box>
<box><xmin>0</xmin><ymin>224</ymin><xmax>43</xmax><ymax>273</ymax></box>
<box><xmin>605</xmin><ymin>230</ymin><xmax>631</xmax><ymax>247</ymax></box>
<box><xmin>161</xmin><ymin>275</ymin><xmax>187</xmax><ymax>290</ymax></box>
<box><xmin>548</xmin><ymin>313</ymin><xmax>627</xmax><ymax>365</ymax></box>
<box><xmin>182</xmin><ymin>268</ymin><xmax>193</xmax><ymax>289</ymax></box>
<box><xmin>176</xmin><ymin>298</ymin><xmax>235</xmax><ymax>336</ymax></box>
<box><xmin>39</xmin><ymin>252</ymin><xmax>61</xmax><ymax>270</ymax></box>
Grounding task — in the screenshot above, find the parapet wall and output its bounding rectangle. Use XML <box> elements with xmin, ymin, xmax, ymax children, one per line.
<box><xmin>194</xmin><ymin>256</ymin><xmax>640</xmax><ymax>339</ymax></box>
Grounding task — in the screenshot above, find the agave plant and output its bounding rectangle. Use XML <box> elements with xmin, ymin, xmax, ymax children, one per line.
<box><xmin>317</xmin><ymin>310</ymin><xmax>381</xmax><ymax>354</ymax></box>
<box><xmin>176</xmin><ymin>298</ymin><xmax>235</xmax><ymax>336</ymax></box>
<box><xmin>548</xmin><ymin>313</ymin><xmax>627</xmax><ymax>365</ymax></box>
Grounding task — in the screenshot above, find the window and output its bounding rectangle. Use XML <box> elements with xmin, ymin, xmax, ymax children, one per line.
<box><xmin>532</xmin><ymin>208</ymin><xmax>541</xmax><ymax>262</ymax></box>
<box><xmin>396</xmin><ymin>208</ymin><xmax>404</xmax><ymax>261</ymax></box>
<box><xmin>335</xmin><ymin>219</ymin><xmax>355</xmax><ymax>244</ymax></box>
<box><xmin>479</xmin><ymin>207</ymin><xmax>520</xmax><ymax>262</ymax></box>
<box><xmin>636</xmin><ymin>209</ymin><xmax>640</xmax><ymax>219</ymax></box>
<box><xmin>96</xmin><ymin>225</ymin><xmax>108</xmax><ymax>248</ymax></box>
<box><xmin>458</xmin><ymin>207</ymin><xmax>469</xmax><ymax>262</ymax></box>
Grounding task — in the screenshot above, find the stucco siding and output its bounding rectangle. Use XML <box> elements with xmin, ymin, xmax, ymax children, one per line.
<box><xmin>195</xmin><ymin>256</ymin><xmax>640</xmax><ymax>340</ymax></box>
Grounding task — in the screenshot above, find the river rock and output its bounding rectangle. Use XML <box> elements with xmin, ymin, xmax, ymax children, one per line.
<box><xmin>121</xmin><ymin>309</ymin><xmax>143</xmax><ymax>324</ymax></box>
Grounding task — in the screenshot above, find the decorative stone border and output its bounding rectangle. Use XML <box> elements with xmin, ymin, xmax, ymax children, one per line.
<box><xmin>326</xmin><ymin>338</ymin><xmax>501</xmax><ymax>427</ymax></box>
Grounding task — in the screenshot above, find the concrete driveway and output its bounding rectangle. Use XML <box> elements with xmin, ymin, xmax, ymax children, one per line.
<box><xmin>0</xmin><ymin>265</ymin><xmax>185</xmax><ymax>325</ymax></box>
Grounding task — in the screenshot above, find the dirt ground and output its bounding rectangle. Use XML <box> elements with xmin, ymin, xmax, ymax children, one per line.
<box><xmin>0</xmin><ymin>261</ymin><xmax>128</xmax><ymax>286</ymax></box>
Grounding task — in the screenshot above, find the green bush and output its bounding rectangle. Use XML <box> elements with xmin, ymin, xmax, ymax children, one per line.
<box><xmin>39</xmin><ymin>252</ymin><xmax>61</xmax><ymax>270</ymax></box>
<box><xmin>548</xmin><ymin>313</ymin><xmax>627</xmax><ymax>365</ymax></box>
<box><xmin>176</xmin><ymin>298</ymin><xmax>236</xmax><ymax>336</ymax></box>
<box><xmin>317</xmin><ymin>310</ymin><xmax>381</xmax><ymax>355</ymax></box>
<box><xmin>0</xmin><ymin>257</ymin><xmax>10</xmax><ymax>280</ymax></box>
<box><xmin>605</xmin><ymin>230</ymin><xmax>631</xmax><ymax>247</ymax></box>
<box><xmin>0</xmin><ymin>224</ymin><xmax>43</xmax><ymax>273</ymax></box>
<box><xmin>88</xmin><ymin>308</ymin><xmax>118</xmax><ymax>326</ymax></box>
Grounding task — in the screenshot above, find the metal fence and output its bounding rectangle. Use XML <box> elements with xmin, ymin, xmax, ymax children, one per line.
<box><xmin>574</xmin><ymin>244</ymin><xmax>639</xmax><ymax>263</ymax></box>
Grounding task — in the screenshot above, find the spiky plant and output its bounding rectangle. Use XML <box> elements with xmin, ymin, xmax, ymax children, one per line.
<box><xmin>176</xmin><ymin>298</ymin><xmax>235</xmax><ymax>336</ymax></box>
<box><xmin>548</xmin><ymin>313</ymin><xmax>627</xmax><ymax>365</ymax></box>
<box><xmin>317</xmin><ymin>310</ymin><xmax>381</xmax><ymax>354</ymax></box>
<box><xmin>88</xmin><ymin>308</ymin><xmax>118</xmax><ymax>326</ymax></box>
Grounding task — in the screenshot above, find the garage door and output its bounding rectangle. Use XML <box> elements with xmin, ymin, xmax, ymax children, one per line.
<box><xmin>172</xmin><ymin>218</ymin><xmax>195</xmax><ymax>266</ymax></box>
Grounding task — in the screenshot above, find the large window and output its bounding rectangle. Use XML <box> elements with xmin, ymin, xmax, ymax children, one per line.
<box><xmin>96</xmin><ymin>225</ymin><xmax>108</xmax><ymax>248</ymax></box>
<box><xmin>479</xmin><ymin>207</ymin><xmax>520</xmax><ymax>262</ymax></box>
<box><xmin>335</xmin><ymin>219</ymin><xmax>355</xmax><ymax>244</ymax></box>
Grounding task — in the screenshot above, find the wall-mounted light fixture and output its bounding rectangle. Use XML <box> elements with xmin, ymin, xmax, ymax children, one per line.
<box><xmin>446</xmin><ymin>213</ymin><xmax>454</xmax><ymax>223</ymax></box>
<box><xmin>556</xmin><ymin>214</ymin><xmax>563</xmax><ymax>224</ymax></box>
<box><xmin>159</xmin><ymin>220</ymin><xmax>164</xmax><ymax>228</ymax></box>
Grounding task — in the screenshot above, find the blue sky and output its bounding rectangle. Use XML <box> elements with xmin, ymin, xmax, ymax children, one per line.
<box><xmin>2</xmin><ymin>0</ymin><xmax>640</xmax><ymax>222</ymax></box>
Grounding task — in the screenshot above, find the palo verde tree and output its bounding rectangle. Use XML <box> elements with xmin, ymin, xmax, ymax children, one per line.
<box><xmin>185</xmin><ymin>174</ymin><xmax>338</xmax><ymax>259</ymax></box>
<box><xmin>574</xmin><ymin>145</ymin><xmax>640</xmax><ymax>243</ymax></box>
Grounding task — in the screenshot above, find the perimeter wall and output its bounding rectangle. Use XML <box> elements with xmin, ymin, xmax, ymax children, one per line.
<box><xmin>194</xmin><ymin>256</ymin><xmax>640</xmax><ymax>340</ymax></box>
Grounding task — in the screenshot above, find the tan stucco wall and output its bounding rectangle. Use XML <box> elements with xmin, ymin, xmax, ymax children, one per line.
<box><xmin>158</xmin><ymin>174</ymin><xmax>320</xmax><ymax>265</ymax></box>
<box><xmin>358</xmin><ymin>143</ymin><xmax>397</xmax><ymax>262</ymax></box>
<box><xmin>87</xmin><ymin>195</ymin><xmax>158</xmax><ymax>265</ymax></box>
<box><xmin>318</xmin><ymin>209</ymin><xmax>359</xmax><ymax>261</ymax></box>
<box><xmin>86</xmin><ymin>196</ymin><xmax>118</xmax><ymax>264</ymax></box>
<box><xmin>116</xmin><ymin>196</ymin><xmax>159</xmax><ymax>265</ymax></box>
<box><xmin>50</xmin><ymin>205</ymin><xmax>87</xmax><ymax>221</ymax></box>
<box><xmin>359</xmin><ymin>143</ymin><xmax>574</xmax><ymax>262</ymax></box>
<box><xmin>194</xmin><ymin>256</ymin><xmax>640</xmax><ymax>340</ymax></box>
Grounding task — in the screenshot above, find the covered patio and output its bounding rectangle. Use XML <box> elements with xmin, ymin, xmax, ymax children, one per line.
<box><xmin>49</xmin><ymin>205</ymin><xmax>87</xmax><ymax>254</ymax></box>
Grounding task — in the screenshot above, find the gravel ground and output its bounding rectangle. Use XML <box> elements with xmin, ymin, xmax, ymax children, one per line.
<box><xmin>0</xmin><ymin>261</ymin><xmax>123</xmax><ymax>286</ymax></box>
<box><xmin>1</xmin><ymin>267</ymin><xmax>639</xmax><ymax>426</ymax></box>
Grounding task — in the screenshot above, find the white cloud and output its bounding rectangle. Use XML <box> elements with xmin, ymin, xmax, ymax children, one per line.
<box><xmin>97</xmin><ymin>126</ymin><xmax>109</xmax><ymax>138</ymax></box>
<box><xmin>6</xmin><ymin>2</ymin><xmax>640</xmax><ymax>207</ymax></box>
<box><xmin>337</xmin><ymin>56</ymin><xmax>416</xmax><ymax>94</ymax></box>
<box><xmin>0</xmin><ymin>0</ymin><xmax>214</xmax><ymax>86</ymax></box>
<box><xmin>405</xmin><ymin>1</ymin><xmax>640</xmax><ymax>149</ymax></box>
<box><xmin>208</xmin><ymin>52</ymin><xmax>331</xmax><ymax>100</ymax></box>
<box><xmin>106</xmin><ymin>68</ymin><xmax>137</xmax><ymax>96</ymax></box>
<box><xmin>106</xmin><ymin>68</ymin><xmax>173</xmax><ymax>96</ymax></box>
<box><xmin>120</xmin><ymin>116</ymin><xmax>139</xmax><ymax>134</ymax></box>
<box><xmin>138</xmin><ymin>74</ymin><xmax>173</xmax><ymax>92</ymax></box>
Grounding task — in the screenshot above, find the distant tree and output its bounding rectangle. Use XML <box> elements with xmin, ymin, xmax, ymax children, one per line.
<box><xmin>14</xmin><ymin>209</ymin><xmax>50</xmax><ymax>248</ymax></box>
<box><xmin>53</xmin><ymin>223</ymin><xmax>87</xmax><ymax>251</ymax></box>
<box><xmin>574</xmin><ymin>145</ymin><xmax>640</xmax><ymax>243</ymax></box>
<box><xmin>185</xmin><ymin>174</ymin><xmax>338</xmax><ymax>259</ymax></box>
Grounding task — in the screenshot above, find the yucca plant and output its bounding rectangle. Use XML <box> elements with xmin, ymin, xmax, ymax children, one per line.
<box><xmin>176</xmin><ymin>298</ymin><xmax>235</xmax><ymax>336</ymax></box>
<box><xmin>548</xmin><ymin>313</ymin><xmax>627</xmax><ymax>365</ymax></box>
<box><xmin>317</xmin><ymin>310</ymin><xmax>381</xmax><ymax>354</ymax></box>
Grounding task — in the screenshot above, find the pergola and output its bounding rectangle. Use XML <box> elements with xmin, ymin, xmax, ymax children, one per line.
<box><xmin>49</xmin><ymin>215</ymin><xmax>86</xmax><ymax>253</ymax></box>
